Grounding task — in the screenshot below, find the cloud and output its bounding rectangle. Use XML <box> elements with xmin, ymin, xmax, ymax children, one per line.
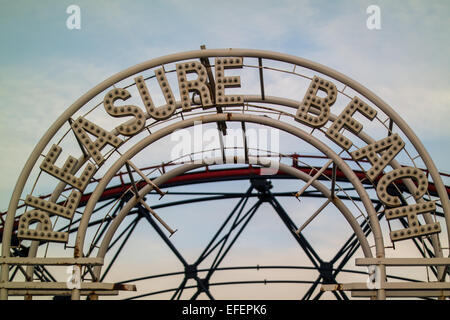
<box><xmin>0</xmin><ymin>58</ymin><xmax>116</xmax><ymax>206</ymax></box>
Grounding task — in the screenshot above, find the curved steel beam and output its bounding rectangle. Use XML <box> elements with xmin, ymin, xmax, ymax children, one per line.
<box><xmin>91</xmin><ymin>159</ymin><xmax>373</xmax><ymax>281</ymax></box>
<box><xmin>4</xmin><ymin>49</ymin><xmax>448</xmax><ymax>256</ymax></box>
<box><xmin>2</xmin><ymin>49</ymin><xmax>446</xmax><ymax>300</ymax></box>
<box><xmin>92</xmin><ymin>159</ymin><xmax>372</xmax><ymax>300</ymax></box>
<box><xmin>4</xmin><ymin>95</ymin><xmax>446</xmax><ymax>284</ymax></box>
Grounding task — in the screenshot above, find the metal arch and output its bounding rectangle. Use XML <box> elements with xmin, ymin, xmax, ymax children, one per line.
<box><xmin>91</xmin><ymin>168</ymin><xmax>440</xmax><ymax>300</ymax></box>
<box><xmin>1</xmin><ymin>49</ymin><xmax>448</xmax><ymax>300</ymax></box>
<box><xmin>5</xmin><ymin>94</ymin><xmax>445</xmax><ymax>287</ymax></box>
<box><xmin>92</xmin><ymin>160</ymin><xmax>375</xmax><ymax>301</ymax></box>
<box><xmin>3</xmin><ymin>54</ymin><xmax>446</xmax><ymax>263</ymax></box>
<box><xmin>3</xmin><ymin>163</ymin><xmax>446</xmax><ymax>299</ymax></box>
<box><xmin>239</xmin><ymin>95</ymin><xmax>446</xmax><ymax>263</ymax></box>
<box><xmin>77</xmin><ymin>114</ymin><xmax>384</xmax><ymax>254</ymax></box>
<box><xmin>73</xmin><ymin>113</ymin><xmax>387</xmax><ymax>299</ymax></box>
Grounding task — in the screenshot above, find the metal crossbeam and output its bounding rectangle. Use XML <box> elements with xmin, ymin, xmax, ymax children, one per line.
<box><xmin>295</xmin><ymin>159</ymin><xmax>333</xmax><ymax>198</ymax></box>
<box><xmin>0</xmin><ymin>258</ymin><xmax>103</xmax><ymax>266</ymax></box>
<box><xmin>356</xmin><ymin>258</ymin><xmax>450</xmax><ymax>266</ymax></box>
<box><xmin>352</xmin><ymin>290</ymin><xmax>450</xmax><ymax>298</ymax></box>
<box><xmin>0</xmin><ymin>282</ymin><xmax>136</xmax><ymax>291</ymax></box>
<box><xmin>126</xmin><ymin>160</ymin><xmax>166</xmax><ymax>198</ymax></box>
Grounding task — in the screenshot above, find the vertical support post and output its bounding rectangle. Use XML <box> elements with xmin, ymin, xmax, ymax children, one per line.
<box><xmin>258</xmin><ymin>58</ymin><xmax>265</xmax><ymax>100</ymax></box>
<box><xmin>331</xmin><ymin>162</ymin><xmax>337</xmax><ymax>199</ymax></box>
<box><xmin>377</xmin><ymin>264</ymin><xmax>386</xmax><ymax>300</ymax></box>
<box><xmin>218</xmin><ymin>129</ymin><xmax>226</xmax><ymax>164</ymax></box>
<box><xmin>241</xmin><ymin>122</ymin><xmax>249</xmax><ymax>163</ymax></box>
<box><xmin>0</xmin><ymin>263</ymin><xmax>6</xmax><ymax>300</ymax></box>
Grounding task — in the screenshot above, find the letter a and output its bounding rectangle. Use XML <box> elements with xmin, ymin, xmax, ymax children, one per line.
<box><xmin>366</xmin><ymin>5</ymin><xmax>381</xmax><ymax>30</ymax></box>
<box><xmin>66</xmin><ymin>5</ymin><xmax>81</xmax><ymax>30</ymax></box>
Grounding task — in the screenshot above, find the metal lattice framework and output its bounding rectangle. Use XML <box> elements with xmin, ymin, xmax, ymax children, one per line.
<box><xmin>1</xmin><ymin>48</ymin><xmax>449</xmax><ymax>300</ymax></box>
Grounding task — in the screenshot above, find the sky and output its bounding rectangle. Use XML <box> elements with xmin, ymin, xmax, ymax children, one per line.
<box><xmin>0</xmin><ymin>0</ymin><xmax>449</xmax><ymax>299</ymax></box>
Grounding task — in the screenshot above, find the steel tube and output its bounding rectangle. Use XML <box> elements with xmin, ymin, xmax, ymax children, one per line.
<box><xmin>2</xmin><ymin>49</ymin><xmax>447</xmax><ymax>300</ymax></box>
